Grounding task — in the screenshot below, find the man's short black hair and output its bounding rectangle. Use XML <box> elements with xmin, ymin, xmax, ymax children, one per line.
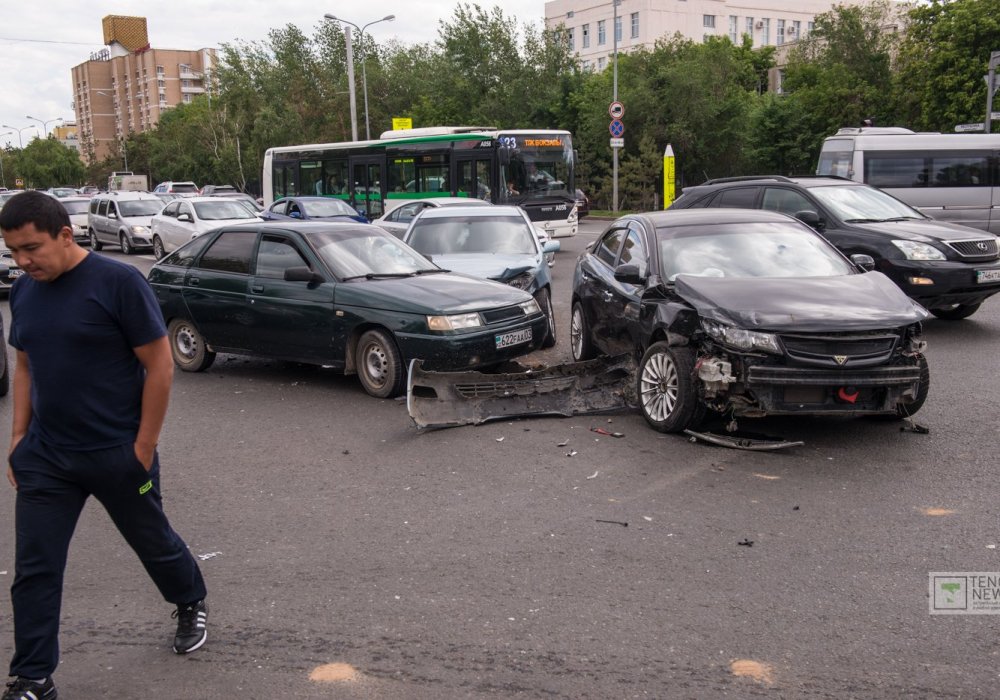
<box><xmin>0</xmin><ymin>190</ymin><xmax>71</xmax><ymax>238</ymax></box>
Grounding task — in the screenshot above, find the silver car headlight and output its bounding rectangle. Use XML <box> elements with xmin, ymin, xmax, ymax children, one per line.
<box><xmin>427</xmin><ymin>312</ymin><xmax>483</xmax><ymax>331</ymax></box>
<box><xmin>131</xmin><ymin>225</ymin><xmax>150</xmax><ymax>235</ymax></box>
<box><xmin>519</xmin><ymin>299</ymin><xmax>541</xmax><ymax>315</ymax></box>
<box><xmin>701</xmin><ymin>319</ymin><xmax>781</xmax><ymax>354</ymax></box>
<box><xmin>891</xmin><ymin>240</ymin><xmax>946</xmax><ymax>261</ymax></box>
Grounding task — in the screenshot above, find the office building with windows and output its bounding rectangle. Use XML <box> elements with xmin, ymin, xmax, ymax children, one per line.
<box><xmin>546</xmin><ymin>0</ymin><xmax>866</xmax><ymax>72</ymax></box>
<box><xmin>71</xmin><ymin>15</ymin><xmax>216</xmax><ymax>164</ymax></box>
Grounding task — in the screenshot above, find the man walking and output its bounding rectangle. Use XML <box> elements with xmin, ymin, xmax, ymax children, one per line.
<box><xmin>1</xmin><ymin>192</ymin><xmax>208</xmax><ymax>700</ymax></box>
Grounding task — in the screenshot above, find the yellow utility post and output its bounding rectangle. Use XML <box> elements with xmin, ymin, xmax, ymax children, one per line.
<box><xmin>663</xmin><ymin>144</ymin><xmax>675</xmax><ymax>209</ymax></box>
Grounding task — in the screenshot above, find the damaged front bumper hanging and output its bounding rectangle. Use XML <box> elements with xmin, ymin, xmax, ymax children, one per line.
<box><xmin>407</xmin><ymin>355</ymin><xmax>636</xmax><ymax>429</ymax></box>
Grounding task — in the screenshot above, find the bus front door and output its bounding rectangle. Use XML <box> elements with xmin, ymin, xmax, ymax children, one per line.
<box><xmin>456</xmin><ymin>156</ymin><xmax>492</xmax><ymax>201</ymax></box>
<box><xmin>350</xmin><ymin>158</ymin><xmax>385</xmax><ymax>220</ymax></box>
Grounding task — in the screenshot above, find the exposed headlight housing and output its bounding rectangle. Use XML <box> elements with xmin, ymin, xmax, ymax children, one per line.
<box><xmin>701</xmin><ymin>319</ymin><xmax>782</xmax><ymax>354</ymax></box>
<box><xmin>503</xmin><ymin>272</ymin><xmax>534</xmax><ymax>291</ymax></box>
<box><xmin>891</xmin><ymin>240</ymin><xmax>946</xmax><ymax>261</ymax></box>
<box><xmin>427</xmin><ymin>312</ymin><xmax>483</xmax><ymax>331</ymax></box>
<box><xmin>520</xmin><ymin>299</ymin><xmax>541</xmax><ymax>315</ymax></box>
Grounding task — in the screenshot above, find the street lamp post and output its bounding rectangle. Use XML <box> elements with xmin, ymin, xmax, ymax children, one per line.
<box><xmin>1</xmin><ymin>124</ymin><xmax>38</xmax><ymax>148</ymax></box>
<box><xmin>324</xmin><ymin>13</ymin><xmax>395</xmax><ymax>141</ymax></box>
<box><xmin>25</xmin><ymin>115</ymin><xmax>63</xmax><ymax>138</ymax></box>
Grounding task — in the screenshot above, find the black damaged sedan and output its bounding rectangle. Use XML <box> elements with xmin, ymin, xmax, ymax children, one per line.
<box><xmin>570</xmin><ymin>209</ymin><xmax>930</xmax><ymax>432</ymax></box>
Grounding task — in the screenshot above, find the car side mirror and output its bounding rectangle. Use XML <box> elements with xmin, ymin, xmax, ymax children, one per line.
<box><xmin>613</xmin><ymin>263</ymin><xmax>645</xmax><ymax>285</ymax></box>
<box><xmin>284</xmin><ymin>266</ymin><xmax>323</xmax><ymax>284</ymax></box>
<box><xmin>794</xmin><ymin>209</ymin><xmax>824</xmax><ymax>230</ymax></box>
<box><xmin>542</xmin><ymin>240</ymin><xmax>561</xmax><ymax>254</ymax></box>
<box><xmin>177</xmin><ymin>213</ymin><xmax>192</xmax><ymax>223</ymax></box>
<box><xmin>850</xmin><ymin>253</ymin><xmax>876</xmax><ymax>272</ymax></box>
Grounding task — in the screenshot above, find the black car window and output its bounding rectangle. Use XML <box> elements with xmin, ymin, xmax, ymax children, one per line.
<box><xmin>397</xmin><ymin>203</ymin><xmax>421</xmax><ymax>223</ymax></box>
<box><xmin>160</xmin><ymin>233</ymin><xmax>214</xmax><ymax>268</ymax></box>
<box><xmin>707</xmin><ymin>187</ymin><xmax>759</xmax><ymax>208</ymax></box>
<box><xmin>98</xmin><ymin>200</ymin><xmax>109</xmax><ymax>216</ymax></box>
<box><xmin>761</xmin><ymin>188</ymin><xmax>814</xmax><ymax>217</ymax></box>
<box><xmin>595</xmin><ymin>228</ymin><xmax>626</xmax><ymax>267</ymax></box>
<box><xmin>107</xmin><ymin>202</ymin><xmax>118</xmax><ymax>216</ymax></box>
<box><xmin>255</xmin><ymin>235</ymin><xmax>310</xmax><ymax>279</ymax></box>
<box><xmin>271</xmin><ymin>201</ymin><xmax>288</xmax><ymax>216</ymax></box>
<box><xmin>162</xmin><ymin>201</ymin><xmax>179</xmax><ymax>217</ymax></box>
<box><xmin>197</xmin><ymin>231</ymin><xmax>255</xmax><ymax>274</ymax></box>
<box><xmin>619</xmin><ymin>225</ymin><xmax>648</xmax><ymax>276</ymax></box>
<box><xmin>89</xmin><ymin>199</ymin><xmax>99</xmax><ymax>215</ymax></box>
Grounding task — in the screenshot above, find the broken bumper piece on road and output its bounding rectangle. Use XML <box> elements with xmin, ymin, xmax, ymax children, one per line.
<box><xmin>406</xmin><ymin>355</ymin><xmax>635</xmax><ymax>429</ymax></box>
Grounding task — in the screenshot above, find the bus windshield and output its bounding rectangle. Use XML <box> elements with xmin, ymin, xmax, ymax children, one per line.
<box><xmin>499</xmin><ymin>133</ymin><xmax>574</xmax><ymax>204</ymax></box>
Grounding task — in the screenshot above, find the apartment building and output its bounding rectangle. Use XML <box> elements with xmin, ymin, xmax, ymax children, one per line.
<box><xmin>545</xmin><ymin>0</ymin><xmax>867</xmax><ymax>72</ymax></box>
<box><xmin>51</xmin><ymin>122</ymin><xmax>80</xmax><ymax>155</ymax></box>
<box><xmin>71</xmin><ymin>16</ymin><xmax>216</xmax><ymax>164</ymax></box>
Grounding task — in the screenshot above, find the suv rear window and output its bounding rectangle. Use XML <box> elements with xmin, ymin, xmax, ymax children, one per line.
<box><xmin>172</xmin><ymin>184</ymin><xmax>199</xmax><ymax>193</ymax></box>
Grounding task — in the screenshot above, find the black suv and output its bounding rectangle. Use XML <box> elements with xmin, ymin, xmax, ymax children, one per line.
<box><xmin>670</xmin><ymin>176</ymin><xmax>1000</xmax><ymax>320</ymax></box>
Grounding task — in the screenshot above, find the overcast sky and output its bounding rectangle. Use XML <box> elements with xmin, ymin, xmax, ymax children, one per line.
<box><xmin>0</xmin><ymin>1</ymin><xmax>547</xmax><ymax>150</ymax></box>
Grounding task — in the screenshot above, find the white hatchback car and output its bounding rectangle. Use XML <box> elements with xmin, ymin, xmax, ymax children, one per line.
<box><xmin>151</xmin><ymin>197</ymin><xmax>263</xmax><ymax>259</ymax></box>
<box><xmin>373</xmin><ymin>197</ymin><xmax>491</xmax><ymax>238</ymax></box>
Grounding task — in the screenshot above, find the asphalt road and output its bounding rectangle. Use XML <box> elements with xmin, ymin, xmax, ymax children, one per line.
<box><xmin>1</xmin><ymin>221</ymin><xmax>999</xmax><ymax>698</ymax></box>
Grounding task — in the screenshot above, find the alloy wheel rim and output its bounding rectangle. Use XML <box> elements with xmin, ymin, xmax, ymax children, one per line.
<box><xmin>570</xmin><ymin>309</ymin><xmax>583</xmax><ymax>358</ymax></box>
<box><xmin>640</xmin><ymin>351</ymin><xmax>679</xmax><ymax>422</ymax></box>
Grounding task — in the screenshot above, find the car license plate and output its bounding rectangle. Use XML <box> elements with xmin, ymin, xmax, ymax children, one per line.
<box><xmin>496</xmin><ymin>328</ymin><xmax>532</xmax><ymax>349</ymax></box>
<box><xmin>8</xmin><ymin>269</ymin><xmax>23</xmax><ymax>278</ymax></box>
<box><xmin>976</xmin><ymin>269</ymin><xmax>1000</xmax><ymax>283</ymax></box>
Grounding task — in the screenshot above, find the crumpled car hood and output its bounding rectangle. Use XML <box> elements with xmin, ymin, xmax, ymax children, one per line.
<box><xmin>427</xmin><ymin>253</ymin><xmax>542</xmax><ymax>281</ymax></box>
<box><xmin>673</xmin><ymin>272</ymin><xmax>929</xmax><ymax>331</ymax></box>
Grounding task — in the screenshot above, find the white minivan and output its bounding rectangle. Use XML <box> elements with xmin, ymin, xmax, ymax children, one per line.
<box><xmin>816</xmin><ymin>127</ymin><xmax>1000</xmax><ymax>234</ymax></box>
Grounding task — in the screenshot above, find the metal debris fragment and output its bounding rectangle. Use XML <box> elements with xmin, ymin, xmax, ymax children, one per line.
<box><xmin>684</xmin><ymin>429</ymin><xmax>804</xmax><ymax>451</ymax></box>
<box><xmin>596</xmin><ymin>519</ymin><xmax>628</xmax><ymax>527</ymax></box>
<box><xmin>590</xmin><ymin>427</ymin><xmax>624</xmax><ymax>438</ymax></box>
<box><xmin>737</xmin><ymin>539</ymin><xmax>754</xmax><ymax>547</ymax></box>
<box><xmin>586</xmin><ymin>470</ymin><xmax>599</xmax><ymax>479</ymax></box>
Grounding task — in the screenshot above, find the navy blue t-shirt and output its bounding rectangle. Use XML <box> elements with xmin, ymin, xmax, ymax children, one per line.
<box><xmin>9</xmin><ymin>253</ymin><xmax>167</xmax><ymax>450</ymax></box>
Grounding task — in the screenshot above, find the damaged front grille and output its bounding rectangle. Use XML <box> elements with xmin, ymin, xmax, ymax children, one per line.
<box><xmin>779</xmin><ymin>331</ymin><xmax>900</xmax><ymax>368</ymax></box>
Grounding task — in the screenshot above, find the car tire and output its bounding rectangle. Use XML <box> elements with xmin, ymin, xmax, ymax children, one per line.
<box><xmin>637</xmin><ymin>342</ymin><xmax>705</xmax><ymax>433</ymax></box>
<box><xmin>119</xmin><ymin>232</ymin><xmax>133</xmax><ymax>255</ymax></box>
<box><xmin>89</xmin><ymin>229</ymin><xmax>103</xmax><ymax>251</ymax></box>
<box><xmin>570</xmin><ymin>301</ymin><xmax>596</xmax><ymax>361</ymax></box>
<box><xmin>153</xmin><ymin>235</ymin><xmax>166</xmax><ymax>260</ymax></box>
<box><xmin>356</xmin><ymin>328</ymin><xmax>404</xmax><ymax>398</ymax></box>
<box><xmin>167</xmin><ymin>318</ymin><xmax>216</xmax><ymax>372</ymax></box>
<box><xmin>929</xmin><ymin>302</ymin><xmax>981</xmax><ymax>320</ymax></box>
<box><xmin>896</xmin><ymin>353</ymin><xmax>929</xmax><ymax>418</ymax></box>
<box><xmin>0</xmin><ymin>348</ymin><xmax>9</xmax><ymax>398</ymax></box>
<box><xmin>536</xmin><ymin>288</ymin><xmax>557</xmax><ymax>349</ymax></box>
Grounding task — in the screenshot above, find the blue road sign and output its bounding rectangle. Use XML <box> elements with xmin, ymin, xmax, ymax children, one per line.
<box><xmin>609</xmin><ymin>119</ymin><xmax>624</xmax><ymax>137</ymax></box>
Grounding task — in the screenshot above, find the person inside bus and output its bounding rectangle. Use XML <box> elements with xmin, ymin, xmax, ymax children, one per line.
<box><xmin>506</xmin><ymin>181</ymin><xmax>519</xmax><ymax>196</ymax></box>
<box><xmin>327</xmin><ymin>175</ymin><xmax>343</xmax><ymax>194</ymax></box>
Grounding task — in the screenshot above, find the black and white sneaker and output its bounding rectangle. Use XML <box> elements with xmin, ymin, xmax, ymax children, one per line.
<box><xmin>2</xmin><ymin>676</ymin><xmax>57</xmax><ymax>700</ymax></box>
<box><xmin>172</xmin><ymin>599</ymin><xmax>208</xmax><ymax>654</ymax></box>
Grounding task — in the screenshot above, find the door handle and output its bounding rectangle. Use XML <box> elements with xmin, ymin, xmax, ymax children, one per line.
<box><xmin>189</xmin><ymin>277</ymin><xmax>200</xmax><ymax>286</ymax></box>
<box><xmin>251</xmin><ymin>284</ymin><xmax>264</xmax><ymax>293</ymax></box>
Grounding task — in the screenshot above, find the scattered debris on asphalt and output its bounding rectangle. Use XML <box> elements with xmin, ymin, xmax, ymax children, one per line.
<box><xmin>685</xmin><ymin>429</ymin><xmax>804</xmax><ymax>451</ymax></box>
<box><xmin>590</xmin><ymin>427</ymin><xmax>624</xmax><ymax>438</ymax></box>
<box><xmin>737</xmin><ymin>539</ymin><xmax>754</xmax><ymax>547</ymax></box>
<box><xmin>900</xmin><ymin>419</ymin><xmax>930</xmax><ymax>434</ymax></box>
<box><xmin>566</xmin><ymin>450</ymin><xmax>578</xmax><ymax>457</ymax></box>
<box><xmin>197</xmin><ymin>551</ymin><xmax>223</xmax><ymax>561</ymax></box>
<box><xmin>586</xmin><ymin>470</ymin><xmax>599</xmax><ymax>479</ymax></box>
<box><xmin>596</xmin><ymin>519</ymin><xmax>628</xmax><ymax>527</ymax></box>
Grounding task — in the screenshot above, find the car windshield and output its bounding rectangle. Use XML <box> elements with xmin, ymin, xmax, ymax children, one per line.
<box><xmin>809</xmin><ymin>184</ymin><xmax>924</xmax><ymax>222</ymax></box>
<box><xmin>658</xmin><ymin>222</ymin><xmax>855</xmax><ymax>280</ymax></box>
<box><xmin>193</xmin><ymin>200</ymin><xmax>259</xmax><ymax>220</ymax></box>
<box><xmin>407</xmin><ymin>215</ymin><xmax>537</xmax><ymax>256</ymax></box>
<box><xmin>119</xmin><ymin>200</ymin><xmax>164</xmax><ymax>217</ymax></box>
<box><xmin>300</xmin><ymin>199</ymin><xmax>358</xmax><ymax>217</ymax></box>
<box><xmin>62</xmin><ymin>201</ymin><xmax>90</xmax><ymax>215</ymax></box>
<box><xmin>310</xmin><ymin>230</ymin><xmax>439</xmax><ymax>279</ymax></box>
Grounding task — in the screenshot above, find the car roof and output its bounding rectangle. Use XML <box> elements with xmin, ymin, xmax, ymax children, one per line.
<box><xmin>684</xmin><ymin>174</ymin><xmax>859</xmax><ymax>193</ymax></box>
<box><xmin>629</xmin><ymin>208</ymin><xmax>803</xmax><ymax>228</ymax></box>
<box><xmin>98</xmin><ymin>191</ymin><xmax>161</xmax><ymax>200</ymax></box>
<box><xmin>222</xmin><ymin>220</ymin><xmax>386</xmax><ymax>235</ymax></box>
<box><xmin>416</xmin><ymin>204</ymin><xmax>520</xmax><ymax>220</ymax></box>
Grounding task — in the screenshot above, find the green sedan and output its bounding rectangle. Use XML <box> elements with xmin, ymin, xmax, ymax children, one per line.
<box><xmin>147</xmin><ymin>221</ymin><xmax>548</xmax><ymax>397</ymax></box>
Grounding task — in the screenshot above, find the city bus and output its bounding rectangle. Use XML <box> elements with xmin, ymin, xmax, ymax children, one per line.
<box><xmin>262</xmin><ymin>126</ymin><xmax>578</xmax><ymax>237</ymax></box>
<box><xmin>816</xmin><ymin>127</ymin><xmax>1000</xmax><ymax>234</ymax></box>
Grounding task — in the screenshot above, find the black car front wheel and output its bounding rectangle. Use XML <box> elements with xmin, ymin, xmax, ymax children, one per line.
<box><xmin>929</xmin><ymin>302</ymin><xmax>981</xmax><ymax>320</ymax></box>
<box><xmin>535</xmin><ymin>288</ymin><xmax>557</xmax><ymax>349</ymax></box>
<box><xmin>89</xmin><ymin>229</ymin><xmax>103</xmax><ymax>251</ymax></box>
<box><xmin>168</xmin><ymin>319</ymin><xmax>216</xmax><ymax>372</ymax></box>
<box><xmin>356</xmin><ymin>329</ymin><xmax>404</xmax><ymax>398</ymax></box>
<box><xmin>570</xmin><ymin>301</ymin><xmax>595</xmax><ymax>361</ymax></box>
<box><xmin>119</xmin><ymin>233</ymin><xmax>133</xmax><ymax>255</ymax></box>
<box><xmin>638</xmin><ymin>342</ymin><xmax>705</xmax><ymax>433</ymax></box>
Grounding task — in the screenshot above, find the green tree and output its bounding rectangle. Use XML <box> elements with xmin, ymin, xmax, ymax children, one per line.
<box><xmin>16</xmin><ymin>138</ymin><xmax>85</xmax><ymax>189</ymax></box>
<box><xmin>893</xmin><ymin>0</ymin><xmax>1000</xmax><ymax>130</ymax></box>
